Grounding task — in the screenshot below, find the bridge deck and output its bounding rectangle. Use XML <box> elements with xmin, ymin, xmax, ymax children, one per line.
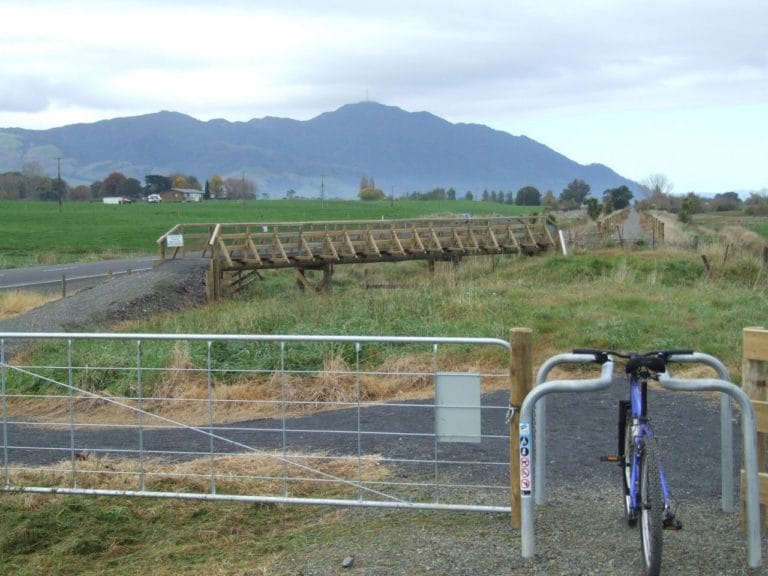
<box><xmin>158</xmin><ymin>216</ymin><xmax>558</xmax><ymax>271</ymax></box>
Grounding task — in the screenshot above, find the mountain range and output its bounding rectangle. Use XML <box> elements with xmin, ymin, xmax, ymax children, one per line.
<box><xmin>0</xmin><ymin>101</ymin><xmax>637</xmax><ymax>199</ymax></box>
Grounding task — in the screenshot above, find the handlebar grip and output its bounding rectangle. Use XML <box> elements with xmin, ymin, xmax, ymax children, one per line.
<box><xmin>572</xmin><ymin>348</ymin><xmax>604</xmax><ymax>355</ymax></box>
<box><xmin>572</xmin><ymin>348</ymin><xmax>610</xmax><ymax>363</ymax></box>
<box><xmin>663</xmin><ymin>349</ymin><xmax>695</xmax><ymax>357</ymax></box>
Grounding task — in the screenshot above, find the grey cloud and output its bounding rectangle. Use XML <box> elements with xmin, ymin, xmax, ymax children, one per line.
<box><xmin>0</xmin><ymin>76</ymin><xmax>52</xmax><ymax>112</ymax></box>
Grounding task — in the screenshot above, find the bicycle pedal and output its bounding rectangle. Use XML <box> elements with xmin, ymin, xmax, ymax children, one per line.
<box><xmin>663</xmin><ymin>517</ymin><xmax>683</xmax><ymax>531</ymax></box>
<box><xmin>600</xmin><ymin>455</ymin><xmax>619</xmax><ymax>463</ymax></box>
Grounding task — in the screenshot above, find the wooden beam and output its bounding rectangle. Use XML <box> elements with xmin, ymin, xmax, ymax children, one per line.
<box><xmin>744</xmin><ymin>327</ymin><xmax>768</xmax><ymax>362</ymax></box>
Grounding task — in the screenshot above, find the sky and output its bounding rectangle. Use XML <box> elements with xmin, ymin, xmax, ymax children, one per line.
<box><xmin>1</xmin><ymin>0</ymin><xmax>766</xmax><ymax>194</ymax></box>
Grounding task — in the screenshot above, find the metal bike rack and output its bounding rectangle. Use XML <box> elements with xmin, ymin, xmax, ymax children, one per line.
<box><xmin>520</xmin><ymin>352</ymin><xmax>761</xmax><ymax>569</ymax></box>
<box><xmin>534</xmin><ymin>352</ymin><xmax>735</xmax><ymax>511</ymax></box>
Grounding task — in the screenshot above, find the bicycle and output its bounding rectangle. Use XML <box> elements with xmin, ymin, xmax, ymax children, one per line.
<box><xmin>573</xmin><ymin>348</ymin><xmax>686</xmax><ymax>576</ymax></box>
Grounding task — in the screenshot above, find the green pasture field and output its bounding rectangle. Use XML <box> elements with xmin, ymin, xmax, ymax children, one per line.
<box><xmin>0</xmin><ymin>199</ymin><xmax>536</xmax><ymax>268</ymax></box>
<box><xmin>693</xmin><ymin>210</ymin><xmax>768</xmax><ymax>240</ymax></box>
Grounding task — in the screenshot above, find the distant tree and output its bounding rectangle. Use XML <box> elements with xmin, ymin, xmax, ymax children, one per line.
<box><xmin>678</xmin><ymin>193</ymin><xmax>698</xmax><ymax>223</ymax></box>
<box><xmin>0</xmin><ymin>172</ymin><xmax>28</xmax><ymax>199</ymax></box>
<box><xmin>208</xmin><ymin>174</ymin><xmax>224</xmax><ymax>198</ymax></box>
<box><xmin>359</xmin><ymin>187</ymin><xmax>386</xmax><ymax>201</ymax></box>
<box><xmin>585</xmin><ymin>197</ymin><xmax>602</xmax><ymax>221</ymax></box>
<box><xmin>144</xmin><ymin>174</ymin><xmax>172</xmax><ymax>195</ymax></box>
<box><xmin>90</xmin><ymin>180</ymin><xmax>104</xmax><ymax>199</ymax></box>
<box><xmin>431</xmin><ymin>187</ymin><xmax>446</xmax><ymax>201</ymax></box>
<box><xmin>103</xmin><ymin>172</ymin><xmax>127</xmax><ymax>197</ymax></box>
<box><xmin>603</xmin><ymin>185</ymin><xmax>633</xmax><ymax>210</ymax></box>
<box><xmin>118</xmin><ymin>177</ymin><xmax>143</xmax><ymax>199</ymax></box>
<box><xmin>360</xmin><ymin>175</ymin><xmax>375</xmax><ymax>191</ymax></box>
<box><xmin>70</xmin><ymin>184</ymin><xmax>92</xmax><ymax>202</ymax></box>
<box><xmin>481</xmin><ymin>189</ymin><xmax>489</xmax><ymax>202</ymax></box>
<box><xmin>543</xmin><ymin>190</ymin><xmax>557</xmax><ymax>208</ymax></box>
<box><xmin>490</xmin><ymin>190</ymin><xmax>498</xmax><ymax>203</ymax></box>
<box><xmin>515</xmin><ymin>185</ymin><xmax>541</xmax><ymax>206</ymax></box>
<box><xmin>559</xmin><ymin>179</ymin><xmax>590</xmax><ymax>207</ymax></box>
<box><xmin>171</xmin><ymin>174</ymin><xmax>190</xmax><ymax>189</ymax></box>
<box><xmin>504</xmin><ymin>191</ymin><xmax>514</xmax><ymax>205</ymax></box>
<box><xmin>286</xmin><ymin>189</ymin><xmax>297</xmax><ymax>199</ymax></box>
<box><xmin>34</xmin><ymin>177</ymin><xmax>56</xmax><ymax>201</ymax></box>
<box><xmin>745</xmin><ymin>192</ymin><xmax>767</xmax><ymax>206</ymax></box>
<box><xmin>447</xmin><ymin>187</ymin><xmax>456</xmax><ymax>201</ymax></box>
<box><xmin>464</xmin><ymin>191</ymin><xmax>474</xmax><ymax>201</ymax></box>
<box><xmin>203</xmin><ymin>180</ymin><xmax>211</xmax><ymax>200</ymax></box>
<box><xmin>708</xmin><ymin>191</ymin><xmax>742</xmax><ymax>212</ymax></box>
<box><xmin>640</xmin><ymin>173</ymin><xmax>673</xmax><ymax>198</ymax></box>
<box><xmin>744</xmin><ymin>191</ymin><xmax>768</xmax><ymax>215</ymax></box>
<box><xmin>224</xmin><ymin>177</ymin><xmax>257</xmax><ymax>200</ymax></box>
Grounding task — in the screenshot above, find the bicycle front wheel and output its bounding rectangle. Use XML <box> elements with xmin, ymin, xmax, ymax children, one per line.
<box><xmin>620</xmin><ymin>405</ymin><xmax>637</xmax><ymax>526</ymax></box>
<box><xmin>639</xmin><ymin>439</ymin><xmax>663</xmax><ymax>576</ymax></box>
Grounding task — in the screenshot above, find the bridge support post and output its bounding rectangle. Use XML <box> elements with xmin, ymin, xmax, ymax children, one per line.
<box><xmin>295</xmin><ymin>264</ymin><xmax>334</xmax><ymax>292</ymax></box>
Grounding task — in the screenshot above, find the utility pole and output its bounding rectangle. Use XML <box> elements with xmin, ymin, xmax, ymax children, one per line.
<box><xmin>56</xmin><ymin>157</ymin><xmax>63</xmax><ymax>213</ymax></box>
<box><xmin>321</xmin><ymin>173</ymin><xmax>325</xmax><ymax>208</ymax></box>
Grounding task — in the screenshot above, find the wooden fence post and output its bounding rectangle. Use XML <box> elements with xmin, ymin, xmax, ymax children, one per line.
<box><xmin>742</xmin><ymin>327</ymin><xmax>768</xmax><ymax>533</ymax></box>
<box><xmin>510</xmin><ymin>327</ymin><xmax>533</xmax><ymax>529</ymax></box>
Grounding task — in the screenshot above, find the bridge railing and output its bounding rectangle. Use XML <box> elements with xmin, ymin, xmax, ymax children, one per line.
<box><xmin>157</xmin><ymin>216</ymin><xmax>558</xmax><ymax>268</ymax></box>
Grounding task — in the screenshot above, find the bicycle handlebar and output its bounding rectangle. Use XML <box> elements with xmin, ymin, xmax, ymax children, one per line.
<box><xmin>572</xmin><ymin>348</ymin><xmax>695</xmax><ymax>374</ymax></box>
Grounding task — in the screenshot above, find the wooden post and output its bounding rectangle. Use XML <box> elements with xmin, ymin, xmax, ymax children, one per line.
<box><xmin>510</xmin><ymin>327</ymin><xmax>533</xmax><ymax>529</ymax></box>
<box><xmin>742</xmin><ymin>327</ymin><xmax>768</xmax><ymax>533</ymax></box>
<box><xmin>61</xmin><ymin>274</ymin><xmax>66</xmax><ymax>298</ymax></box>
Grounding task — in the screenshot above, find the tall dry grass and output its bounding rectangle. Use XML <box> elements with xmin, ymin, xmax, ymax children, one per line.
<box><xmin>0</xmin><ymin>290</ymin><xmax>57</xmax><ymax>319</ymax></box>
<box><xmin>10</xmin><ymin>451</ymin><xmax>388</xmax><ymax>499</ymax></box>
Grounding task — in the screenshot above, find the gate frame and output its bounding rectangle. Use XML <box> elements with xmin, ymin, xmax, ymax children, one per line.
<box><xmin>0</xmin><ymin>329</ymin><xmax>532</xmax><ymax>517</ymax></box>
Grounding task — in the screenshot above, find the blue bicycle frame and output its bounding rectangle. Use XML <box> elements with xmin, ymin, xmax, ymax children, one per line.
<box><xmin>627</xmin><ymin>373</ymin><xmax>673</xmax><ymax>514</ymax></box>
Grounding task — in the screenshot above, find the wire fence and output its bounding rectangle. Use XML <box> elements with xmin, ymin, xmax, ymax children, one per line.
<box><xmin>0</xmin><ymin>332</ymin><xmax>512</xmax><ymax>513</ymax></box>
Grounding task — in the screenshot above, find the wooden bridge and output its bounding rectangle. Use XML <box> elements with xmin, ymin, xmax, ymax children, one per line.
<box><xmin>157</xmin><ymin>215</ymin><xmax>559</xmax><ymax>298</ymax></box>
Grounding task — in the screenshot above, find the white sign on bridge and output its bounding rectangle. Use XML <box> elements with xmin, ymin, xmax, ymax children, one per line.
<box><xmin>166</xmin><ymin>234</ymin><xmax>184</xmax><ymax>247</ymax></box>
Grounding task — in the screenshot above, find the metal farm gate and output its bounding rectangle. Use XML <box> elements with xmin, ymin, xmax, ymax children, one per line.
<box><xmin>0</xmin><ymin>332</ymin><xmax>515</xmax><ymax>513</ymax></box>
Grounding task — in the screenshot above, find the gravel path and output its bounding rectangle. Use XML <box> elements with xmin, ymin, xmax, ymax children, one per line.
<box><xmin>0</xmin><ymin>259</ymin><xmax>209</xmax><ymax>352</ymax></box>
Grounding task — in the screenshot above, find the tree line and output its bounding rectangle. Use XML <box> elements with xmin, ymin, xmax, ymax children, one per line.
<box><xmin>380</xmin><ymin>178</ymin><xmax>635</xmax><ymax>215</ymax></box>
<box><xmin>0</xmin><ymin>165</ymin><xmax>260</xmax><ymax>202</ymax></box>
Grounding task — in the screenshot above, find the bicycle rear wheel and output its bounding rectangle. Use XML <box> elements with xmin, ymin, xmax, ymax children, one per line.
<box><xmin>620</xmin><ymin>404</ymin><xmax>637</xmax><ymax>526</ymax></box>
<box><xmin>639</xmin><ymin>439</ymin><xmax>663</xmax><ymax>576</ymax></box>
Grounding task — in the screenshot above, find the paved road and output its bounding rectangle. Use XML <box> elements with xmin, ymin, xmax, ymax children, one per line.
<box><xmin>0</xmin><ymin>256</ymin><xmax>157</xmax><ymax>293</ymax></box>
<box><xmin>2</xmin><ymin>385</ymin><xmax>734</xmax><ymax>500</ymax></box>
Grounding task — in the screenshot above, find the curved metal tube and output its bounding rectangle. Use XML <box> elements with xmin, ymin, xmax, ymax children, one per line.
<box><xmin>668</xmin><ymin>352</ymin><xmax>734</xmax><ymax>512</ymax></box>
<box><xmin>520</xmin><ymin>359</ymin><xmax>615</xmax><ymax>558</ymax></box>
<box><xmin>533</xmin><ymin>353</ymin><xmax>598</xmax><ymax>505</ymax></box>
<box><xmin>658</xmin><ymin>373</ymin><xmax>761</xmax><ymax>569</ymax></box>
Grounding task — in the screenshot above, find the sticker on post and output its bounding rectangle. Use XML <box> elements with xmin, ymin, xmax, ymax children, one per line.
<box><xmin>519</xmin><ymin>420</ymin><xmax>532</xmax><ymax>495</ymax></box>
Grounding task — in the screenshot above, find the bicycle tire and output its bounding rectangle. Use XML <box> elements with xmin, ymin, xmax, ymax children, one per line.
<box><xmin>639</xmin><ymin>439</ymin><xmax>664</xmax><ymax>576</ymax></box>
<box><xmin>621</xmin><ymin>405</ymin><xmax>637</xmax><ymax>527</ymax></box>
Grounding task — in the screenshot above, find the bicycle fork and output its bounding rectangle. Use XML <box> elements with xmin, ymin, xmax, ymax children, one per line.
<box><xmin>628</xmin><ymin>428</ymin><xmax>683</xmax><ymax>531</ymax></box>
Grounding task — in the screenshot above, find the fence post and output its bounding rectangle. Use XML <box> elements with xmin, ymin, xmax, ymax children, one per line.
<box><xmin>742</xmin><ymin>327</ymin><xmax>768</xmax><ymax>533</ymax></box>
<box><xmin>510</xmin><ymin>327</ymin><xmax>533</xmax><ymax>529</ymax></box>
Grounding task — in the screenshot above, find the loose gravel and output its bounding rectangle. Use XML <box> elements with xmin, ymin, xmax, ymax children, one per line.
<box><xmin>0</xmin><ymin>258</ymin><xmax>209</xmax><ymax>347</ymax></box>
<box><xmin>272</xmin><ymin>385</ymin><xmax>766</xmax><ymax>576</ymax></box>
